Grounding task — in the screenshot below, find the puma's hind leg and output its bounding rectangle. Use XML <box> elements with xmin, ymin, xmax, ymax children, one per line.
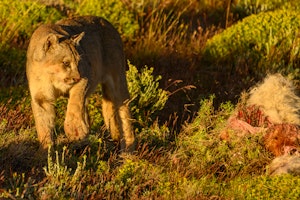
<box><xmin>102</xmin><ymin>75</ymin><xmax>135</xmax><ymax>152</ymax></box>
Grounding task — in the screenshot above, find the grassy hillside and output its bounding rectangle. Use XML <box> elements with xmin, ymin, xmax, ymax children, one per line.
<box><xmin>1</xmin><ymin>0</ymin><xmax>300</xmax><ymax>199</ymax></box>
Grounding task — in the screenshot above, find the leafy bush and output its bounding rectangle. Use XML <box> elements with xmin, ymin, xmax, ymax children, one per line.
<box><xmin>203</xmin><ymin>9</ymin><xmax>300</xmax><ymax>78</ymax></box>
<box><xmin>75</xmin><ymin>0</ymin><xmax>139</xmax><ymax>38</ymax></box>
<box><xmin>127</xmin><ymin>61</ymin><xmax>169</xmax><ymax>129</ymax></box>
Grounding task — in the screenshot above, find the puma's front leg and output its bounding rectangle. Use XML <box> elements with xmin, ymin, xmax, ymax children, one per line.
<box><xmin>64</xmin><ymin>79</ymin><xmax>89</xmax><ymax>141</ymax></box>
<box><xmin>31</xmin><ymin>93</ymin><xmax>56</xmax><ymax>149</ymax></box>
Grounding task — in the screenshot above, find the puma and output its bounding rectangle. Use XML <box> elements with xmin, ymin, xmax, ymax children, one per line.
<box><xmin>26</xmin><ymin>16</ymin><xmax>135</xmax><ymax>152</ymax></box>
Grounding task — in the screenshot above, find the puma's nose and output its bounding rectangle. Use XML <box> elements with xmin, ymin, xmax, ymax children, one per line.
<box><xmin>72</xmin><ymin>77</ymin><xmax>81</xmax><ymax>83</ymax></box>
<box><xmin>72</xmin><ymin>71</ymin><xmax>81</xmax><ymax>83</ymax></box>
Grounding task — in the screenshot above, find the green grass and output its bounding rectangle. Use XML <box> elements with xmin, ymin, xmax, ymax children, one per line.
<box><xmin>1</xmin><ymin>0</ymin><xmax>300</xmax><ymax>199</ymax></box>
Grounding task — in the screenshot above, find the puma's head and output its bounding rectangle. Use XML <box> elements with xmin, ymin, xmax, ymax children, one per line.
<box><xmin>33</xmin><ymin>32</ymin><xmax>85</xmax><ymax>93</ymax></box>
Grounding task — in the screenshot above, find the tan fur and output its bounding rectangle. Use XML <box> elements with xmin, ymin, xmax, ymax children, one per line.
<box><xmin>247</xmin><ymin>74</ymin><xmax>300</xmax><ymax>124</ymax></box>
<box><xmin>26</xmin><ymin>16</ymin><xmax>135</xmax><ymax>152</ymax></box>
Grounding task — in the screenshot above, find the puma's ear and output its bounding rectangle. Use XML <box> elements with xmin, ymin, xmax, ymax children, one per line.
<box><xmin>71</xmin><ymin>32</ymin><xmax>85</xmax><ymax>45</ymax></box>
<box><xmin>33</xmin><ymin>33</ymin><xmax>59</xmax><ymax>61</ymax></box>
<box><xmin>44</xmin><ymin>33</ymin><xmax>59</xmax><ymax>52</ymax></box>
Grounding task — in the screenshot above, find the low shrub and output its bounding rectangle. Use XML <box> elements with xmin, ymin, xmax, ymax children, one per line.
<box><xmin>126</xmin><ymin>61</ymin><xmax>169</xmax><ymax>129</ymax></box>
<box><xmin>203</xmin><ymin>9</ymin><xmax>300</xmax><ymax>78</ymax></box>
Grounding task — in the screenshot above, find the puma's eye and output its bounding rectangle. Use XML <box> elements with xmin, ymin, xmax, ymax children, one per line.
<box><xmin>63</xmin><ymin>61</ymin><xmax>71</xmax><ymax>68</ymax></box>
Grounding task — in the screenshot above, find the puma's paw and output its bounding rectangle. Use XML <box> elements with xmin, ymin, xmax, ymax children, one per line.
<box><xmin>64</xmin><ymin>118</ymin><xmax>89</xmax><ymax>141</ymax></box>
<box><xmin>40</xmin><ymin>140</ymin><xmax>54</xmax><ymax>150</ymax></box>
